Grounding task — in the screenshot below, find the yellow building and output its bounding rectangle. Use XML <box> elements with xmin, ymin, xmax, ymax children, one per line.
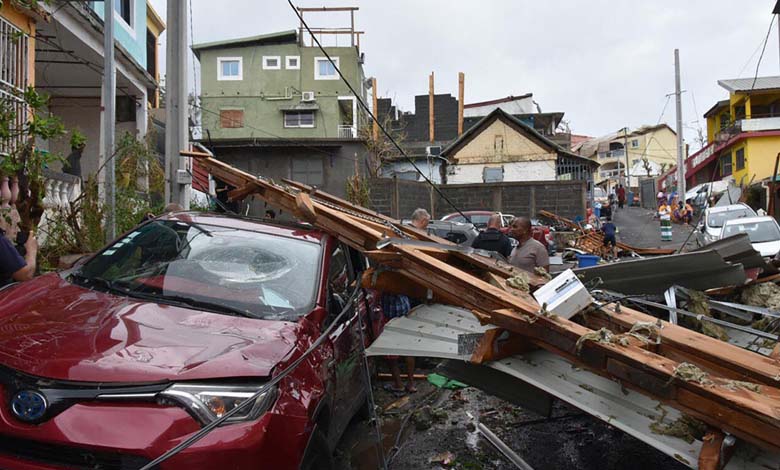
<box><xmin>687</xmin><ymin>77</ymin><xmax>780</xmax><ymax>187</ymax></box>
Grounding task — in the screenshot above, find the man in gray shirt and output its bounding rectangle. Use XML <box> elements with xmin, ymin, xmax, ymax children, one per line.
<box><xmin>508</xmin><ymin>217</ymin><xmax>549</xmax><ymax>273</ymax></box>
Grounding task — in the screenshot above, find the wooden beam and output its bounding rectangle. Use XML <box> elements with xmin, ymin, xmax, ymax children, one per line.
<box><xmin>458</xmin><ymin>72</ymin><xmax>464</xmax><ymax>136</ymax></box>
<box><xmin>297</xmin><ymin>6</ymin><xmax>359</xmax><ymax>11</ymax></box>
<box><xmin>429</xmin><ymin>71</ymin><xmax>435</xmax><ymax>143</ymax></box>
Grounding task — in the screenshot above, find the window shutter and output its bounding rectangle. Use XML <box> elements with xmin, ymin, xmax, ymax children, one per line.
<box><xmin>220</xmin><ymin>109</ymin><xmax>244</xmax><ymax>128</ymax></box>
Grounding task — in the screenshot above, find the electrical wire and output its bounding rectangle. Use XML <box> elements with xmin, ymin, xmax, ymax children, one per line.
<box><xmin>138</xmin><ymin>284</ymin><xmax>362</xmax><ymax>470</ymax></box>
<box><xmin>287</xmin><ymin>0</ymin><xmax>469</xmax><ymax>221</ymax></box>
<box><xmin>750</xmin><ymin>15</ymin><xmax>776</xmax><ymax>91</ymax></box>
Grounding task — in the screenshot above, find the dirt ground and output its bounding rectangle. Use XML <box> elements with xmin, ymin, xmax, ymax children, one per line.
<box><xmin>335</xmin><ymin>363</ymin><xmax>688</xmax><ymax>470</ymax></box>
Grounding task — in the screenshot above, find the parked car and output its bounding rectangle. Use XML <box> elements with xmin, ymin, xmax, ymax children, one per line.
<box><xmin>720</xmin><ymin>216</ymin><xmax>780</xmax><ymax>257</ymax></box>
<box><xmin>696</xmin><ymin>203</ymin><xmax>757</xmax><ymax>246</ymax></box>
<box><xmin>0</xmin><ymin>213</ymin><xmax>383</xmax><ymax>470</ymax></box>
<box><xmin>427</xmin><ymin>219</ymin><xmax>480</xmax><ymax>246</ymax></box>
<box><xmin>440</xmin><ymin>211</ymin><xmax>555</xmax><ymax>254</ymax></box>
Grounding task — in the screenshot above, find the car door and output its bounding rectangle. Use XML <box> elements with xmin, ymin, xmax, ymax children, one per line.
<box><xmin>323</xmin><ymin>242</ymin><xmax>362</xmax><ymax>439</ymax></box>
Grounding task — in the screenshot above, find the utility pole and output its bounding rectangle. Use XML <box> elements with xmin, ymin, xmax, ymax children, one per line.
<box><xmin>165</xmin><ymin>0</ymin><xmax>191</xmax><ymax>209</ymax></box>
<box><xmin>102</xmin><ymin>1</ymin><xmax>116</xmax><ymax>240</ymax></box>
<box><xmin>429</xmin><ymin>72</ymin><xmax>435</xmax><ymax>143</ymax></box>
<box><xmin>675</xmin><ymin>49</ymin><xmax>686</xmax><ymax>199</ymax></box>
<box><xmin>623</xmin><ymin>127</ymin><xmax>630</xmax><ymax>189</ymax></box>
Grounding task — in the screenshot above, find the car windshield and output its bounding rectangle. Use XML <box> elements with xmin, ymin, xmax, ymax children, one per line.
<box><xmin>722</xmin><ymin>220</ymin><xmax>780</xmax><ymax>244</ymax></box>
<box><xmin>447</xmin><ymin>214</ymin><xmax>490</xmax><ymax>227</ymax></box>
<box><xmin>708</xmin><ymin>208</ymin><xmax>752</xmax><ymax>228</ymax></box>
<box><xmin>74</xmin><ymin>220</ymin><xmax>321</xmax><ymax>320</ymax></box>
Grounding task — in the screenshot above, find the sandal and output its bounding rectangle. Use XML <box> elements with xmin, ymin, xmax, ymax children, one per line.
<box><xmin>383</xmin><ymin>383</ymin><xmax>406</xmax><ymax>396</ymax></box>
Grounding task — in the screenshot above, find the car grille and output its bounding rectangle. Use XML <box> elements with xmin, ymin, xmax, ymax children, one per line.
<box><xmin>0</xmin><ymin>435</ymin><xmax>157</xmax><ymax>470</ymax></box>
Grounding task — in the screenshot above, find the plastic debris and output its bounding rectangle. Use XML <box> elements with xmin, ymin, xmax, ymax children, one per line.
<box><xmin>427</xmin><ymin>373</ymin><xmax>468</xmax><ymax>390</ymax></box>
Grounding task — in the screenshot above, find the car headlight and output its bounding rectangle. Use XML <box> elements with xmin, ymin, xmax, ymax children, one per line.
<box><xmin>159</xmin><ymin>383</ymin><xmax>278</xmax><ymax>425</ymax></box>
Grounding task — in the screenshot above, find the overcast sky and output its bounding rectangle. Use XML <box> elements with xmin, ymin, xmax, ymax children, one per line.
<box><xmin>150</xmin><ymin>0</ymin><xmax>780</xmax><ymax>151</ymax></box>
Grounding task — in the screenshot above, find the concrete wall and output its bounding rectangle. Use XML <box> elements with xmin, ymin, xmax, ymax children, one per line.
<box><xmin>47</xmin><ymin>97</ymin><xmax>136</xmax><ymax>179</ymax></box>
<box><xmin>368</xmin><ymin>178</ymin><xmax>586</xmax><ymax>220</ymax></box>
<box><xmin>214</xmin><ymin>141</ymin><xmax>368</xmax><ymax>217</ymax></box>
<box><xmin>447</xmin><ymin>161</ymin><xmax>555</xmax><ymax>184</ymax></box>
<box><xmin>199</xmin><ymin>43</ymin><xmax>366</xmax><ymax>141</ymax></box>
<box><xmin>91</xmin><ymin>0</ymin><xmax>147</xmax><ymax>67</ymax></box>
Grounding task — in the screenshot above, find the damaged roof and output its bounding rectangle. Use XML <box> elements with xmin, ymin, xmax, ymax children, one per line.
<box><xmin>574</xmin><ymin>250</ymin><xmax>746</xmax><ymax>295</ymax></box>
<box><xmin>192</xmin><ymin>30</ymin><xmax>298</xmax><ymax>57</ymax></box>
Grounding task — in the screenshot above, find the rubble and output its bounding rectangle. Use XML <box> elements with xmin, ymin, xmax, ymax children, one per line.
<box><xmin>192</xmin><ymin>152</ymin><xmax>780</xmax><ymax>461</ymax></box>
<box><xmin>650</xmin><ymin>412</ymin><xmax>707</xmax><ymax>445</ymax></box>
<box><xmin>741</xmin><ymin>283</ymin><xmax>780</xmax><ymax>311</ymax></box>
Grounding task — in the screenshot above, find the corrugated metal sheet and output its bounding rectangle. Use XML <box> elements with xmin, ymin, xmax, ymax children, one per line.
<box><xmin>718</xmin><ymin>76</ymin><xmax>780</xmax><ymax>93</ymax></box>
<box><xmin>367</xmin><ymin>304</ymin><xmax>780</xmax><ymax>469</ymax></box>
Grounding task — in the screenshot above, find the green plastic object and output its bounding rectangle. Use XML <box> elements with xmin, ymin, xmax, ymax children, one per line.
<box><xmin>427</xmin><ymin>373</ymin><xmax>468</xmax><ymax>389</ymax></box>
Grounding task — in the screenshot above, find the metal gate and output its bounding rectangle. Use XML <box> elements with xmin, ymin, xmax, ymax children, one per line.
<box><xmin>639</xmin><ymin>178</ymin><xmax>657</xmax><ymax>210</ymax></box>
<box><xmin>0</xmin><ymin>14</ymin><xmax>30</xmax><ymax>157</ymax></box>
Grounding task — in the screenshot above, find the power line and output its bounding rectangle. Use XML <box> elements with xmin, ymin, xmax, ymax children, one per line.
<box><xmin>287</xmin><ymin>0</ymin><xmax>467</xmax><ymax>220</ymax></box>
<box><xmin>751</xmin><ymin>14</ymin><xmax>776</xmax><ymax>91</ymax></box>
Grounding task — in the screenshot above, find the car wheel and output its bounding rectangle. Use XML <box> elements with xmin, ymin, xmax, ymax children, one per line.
<box><xmin>300</xmin><ymin>430</ymin><xmax>335</xmax><ymax>470</ymax></box>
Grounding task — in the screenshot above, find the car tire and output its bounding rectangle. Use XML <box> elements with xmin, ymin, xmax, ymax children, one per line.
<box><xmin>300</xmin><ymin>430</ymin><xmax>335</xmax><ymax>470</ymax></box>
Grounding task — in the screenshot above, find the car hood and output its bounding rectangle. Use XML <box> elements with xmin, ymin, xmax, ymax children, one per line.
<box><xmin>753</xmin><ymin>240</ymin><xmax>780</xmax><ymax>258</ymax></box>
<box><xmin>0</xmin><ymin>275</ymin><xmax>302</xmax><ymax>383</ymax></box>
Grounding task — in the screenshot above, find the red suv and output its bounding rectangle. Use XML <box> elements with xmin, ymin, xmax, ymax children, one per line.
<box><xmin>0</xmin><ymin>213</ymin><xmax>381</xmax><ymax>470</ymax></box>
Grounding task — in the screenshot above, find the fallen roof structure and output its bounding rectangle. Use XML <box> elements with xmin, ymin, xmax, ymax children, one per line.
<box><xmin>187</xmin><ymin>150</ymin><xmax>780</xmax><ymax>467</ymax></box>
<box><xmin>573</xmin><ymin>251</ymin><xmax>748</xmax><ymax>295</ymax></box>
<box><xmin>367</xmin><ymin>304</ymin><xmax>780</xmax><ymax>469</ymax></box>
<box><xmin>691</xmin><ymin>233</ymin><xmax>776</xmax><ymax>275</ymax></box>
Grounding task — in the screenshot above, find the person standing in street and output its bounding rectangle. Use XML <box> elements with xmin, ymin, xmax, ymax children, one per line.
<box><xmin>379</xmin><ymin>208</ymin><xmax>431</xmax><ymax>395</ymax></box>
<box><xmin>472</xmin><ymin>213</ymin><xmax>513</xmax><ymax>258</ymax></box>
<box><xmin>602</xmin><ymin>217</ymin><xmax>618</xmax><ymax>260</ymax></box>
<box><xmin>0</xmin><ymin>229</ymin><xmax>37</xmax><ymax>287</ymax></box>
<box><xmin>617</xmin><ymin>184</ymin><xmax>626</xmax><ymax>209</ymax></box>
<box><xmin>658</xmin><ymin>199</ymin><xmax>673</xmax><ymax>242</ymax></box>
<box><xmin>508</xmin><ymin>217</ymin><xmax>549</xmax><ymax>273</ymax></box>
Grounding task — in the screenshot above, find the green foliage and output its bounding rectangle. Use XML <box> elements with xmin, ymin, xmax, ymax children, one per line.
<box><xmin>38</xmin><ymin>131</ymin><xmax>165</xmax><ymax>271</ymax></box>
<box><xmin>345</xmin><ymin>174</ymin><xmax>370</xmax><ymax>207</ymax></box>
<box><xmin>69</xmin><ymin>128</ymin><xmax>87</xmax><ymax>150</ymax></box>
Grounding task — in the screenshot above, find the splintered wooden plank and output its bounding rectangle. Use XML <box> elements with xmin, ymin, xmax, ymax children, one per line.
<box><xmin>583</xmin><ymin>305</ymin><xmax>780</xmax><ymax>387</ymax></box>
<box><xmin>188</xmin><ymin>155</ymin><xmax>780</xmax><ymax>452</ymax></box>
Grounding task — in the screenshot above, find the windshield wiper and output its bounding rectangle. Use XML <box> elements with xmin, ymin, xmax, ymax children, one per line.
<box><xmin>123</xmin><ymin>290</ymin><xmax>257</xmax><ymax>319</ymax></box>
<box><xmin>70</xmin><ymin>273</ymin><xmax>130</xmax><ymax>296</ymax></box>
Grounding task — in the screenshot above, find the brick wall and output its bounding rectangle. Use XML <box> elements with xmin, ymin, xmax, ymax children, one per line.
<box><xmin>368</xmin><ymin>178</ymin><xmax>586</xmax><ymax>219</ymax></box>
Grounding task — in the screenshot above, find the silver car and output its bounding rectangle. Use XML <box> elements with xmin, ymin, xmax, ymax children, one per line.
<box><xmin>696</xmin><ymin>203</ymin><xmax>756</xmax><ymax>246</ymax></box>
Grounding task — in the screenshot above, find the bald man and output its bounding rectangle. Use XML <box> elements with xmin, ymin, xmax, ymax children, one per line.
<box><xmin>471</xmin><ymin>214</ymin><xmax>513</xmax><ymax>258</ymax></box>
<box><xmin>508</xmin><ymin>217</ymin><xmax>549</xmax><ymax>273</ymax></box>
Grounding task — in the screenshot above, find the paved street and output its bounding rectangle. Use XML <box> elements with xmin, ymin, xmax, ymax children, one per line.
<box><xmin>611</xmin><ymin>205</ymin><xmax>698</xmax><ymax>252</ymax></box>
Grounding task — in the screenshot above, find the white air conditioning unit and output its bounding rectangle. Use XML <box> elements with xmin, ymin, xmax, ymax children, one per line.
<box><xmin>301</xmin><ymin>91</ymin><xmax>316</xmax><ymax>102</ymax></box>
<box><xmin>426</xmin><ymin>145</ymin><xmax>441</xmax><ymax>156</ymax></box>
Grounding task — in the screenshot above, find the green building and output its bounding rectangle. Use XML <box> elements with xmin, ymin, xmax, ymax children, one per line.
<box><xmin>193</xmin><ymin>30</ymin><xmax>370</xmax><ymax>205</ymax></box>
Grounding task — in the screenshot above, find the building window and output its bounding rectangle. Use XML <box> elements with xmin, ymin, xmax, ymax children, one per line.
<box><xmin>631</xmin><ymin>139</ymin><xmax>639</xmax><ymax>148</ymax></box>
<box><xmin>494</xmin><ymin>135</ymin><xmax>504</xmax><ymax>152</ymax></box>
<box><xmin>721</xmin><ymin>152</ymin><xmax>732</xmax><ymax>176</ymax></box>
<box><xmin>315</xmin><ymin>57</ymin><xmax>339</xmax><ymax>80</ymax></box>
<box><xmin>292</xmin><ymin>158</ymin><xmax>323</xmax><ymax>186</ymax></box>
<box><xmin>220</xmin><ymin>109</ymin><xmax>244</xmax><ymax>128</ymax></box>
<box><xmin>114</xmin><ymin>0</ymin><xmax>132</xmax><ymax>26</ymax></box>
<box><xmin>736</xmin><ymin>148</ymin><xmax>745</xmax><ymax>171</ymax></box>
<box><xmin>284</xmin><ymin>111</ymin><xmax>315</xmax><ymax>128</ymax></box>
<box><xmin>218</xmin><ymin>57</ymin><xmax>242</xmax><ymax>81</ymax></box>
<box><xmin>483</xmin><ymin>167</ymin><xmax>504</xmax><ymax>183</ymax></box>
<box><xmin>286</xmin><ymin>56</ymin><xmax>300</xmax><ymax>70</ymax></box>
<box><xmin>262</xmin><ymin>56</ymin><xmax>281</xmax><ymax>70</ymax></box>
<box><xmin>720</xmin><ymin>113</ymin><xmax>730</xmax><ymax>131</ymax></box>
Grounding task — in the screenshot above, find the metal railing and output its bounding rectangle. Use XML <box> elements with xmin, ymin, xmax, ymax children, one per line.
<box><xmin>38</xmin><ymin>170</ymin><xmax>83</xmax><ymax>245</ymax></box>
<box><xmin>338</xmin><ymin>125</ymin><xmax>356</xmax><ymax>138</ymax></box>
<box><xmin>0</xmin><ymin>16</ymin><xmax>29</xmax><ymax>158</ymax></box>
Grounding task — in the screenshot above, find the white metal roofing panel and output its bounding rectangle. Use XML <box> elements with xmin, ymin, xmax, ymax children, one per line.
<box><xmin>718</xmin><ymin>76</ymin><xmax>780</xmax><ymax>92</ymax></box>
<box><xmin>367</xmin><ymin>304</ymin><xmax>780</xmax><ymax>469</ymax></box>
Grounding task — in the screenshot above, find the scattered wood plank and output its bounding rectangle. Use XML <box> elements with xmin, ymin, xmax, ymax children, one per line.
<box><xmin>188</xmin><ymin>152</ymin><xmax>780</xmax><ymax>453</ymax></box>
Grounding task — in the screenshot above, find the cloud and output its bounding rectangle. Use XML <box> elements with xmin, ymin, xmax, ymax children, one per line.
<box><xmin>151</xmin><ymin>0</ymin><xmax>780</xmax><ymax>148</ymax></box>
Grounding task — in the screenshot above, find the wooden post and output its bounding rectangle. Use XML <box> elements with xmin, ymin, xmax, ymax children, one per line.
<box><xmin>392</xmin><ymin>176</ymin><xmax>400</xmax><ymax>219</ymax></box>
<box><xmin>429</xmin><ymin>72</ymin><xmax>435</xmax><ymax>143</ymax></box>
<box><xmin>350</xmin><ymin>10</ymin><xmax>355</xmax><ymax>47</ymax></box>
<box><xmin>372</xmin><ymin>78</ymin><xmax>379</xmax><ymax>142</ymax></box>
<box><xmin>429</xmin><ymin>184</ymin><xmax>435</xmax><ymax>219</ymax></box>
<box><xmin>458</xmin><ymin>72</ymin><xmax>465</xmax><ymax>136</ymax></box>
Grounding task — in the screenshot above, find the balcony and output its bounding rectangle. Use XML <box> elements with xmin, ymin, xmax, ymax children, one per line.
<box><xmin>338</xmin><ymin>125</ymin><xmax>356</xmax><ymax>139</ymax></box>
<box><xmin>599</xmin><ymin>169</ymin><xmax>621</xmax><ymax>179</ymax></box>
<box><xmin>597</xmin><ymin>148</ymin><xmax>626</xmax><ymax>160</ymax></box>
<box><xmin>38</xmin><ymin>170</ymin><xmax>82</xmax><ymax>245</ymax></box>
